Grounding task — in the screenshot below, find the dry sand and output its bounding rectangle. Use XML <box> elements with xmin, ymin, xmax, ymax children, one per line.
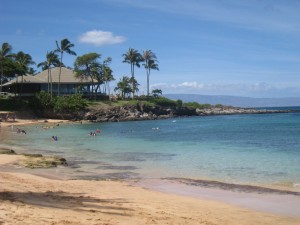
<box><xmin>1</xmin><ymin>117</ymin><xmax>300</xmax><ymax>224</ymax></box>
<box><xmin>1</xmin><ymin>162</ymin><xmax>300</xmax><ymax>225</ymax></box>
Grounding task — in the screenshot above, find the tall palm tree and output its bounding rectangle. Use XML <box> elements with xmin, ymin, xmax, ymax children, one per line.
<box><xmin>101</xmin><ymin>57</ymin><xmax>114</xmax><ymax>96</ymax></box>
<box><xmin>142</xmin><ymin>50</ymin><xmax>159</xmax><ymax>96</ymax></box>
<box><xmin>103</xmin><ymin>66</ymin><xmax>115</xmax><ymax>96</ymax></box>
<box><xmin>37</xmin><ymin>51</ymin><xmax>60</xmax><ymax>97</ymax></box>
<box><xmin>122</xmin><ymin>48</ymin><xmax>143</xmax><ymax>97</ymax></box>
<box><xmin>15</xmin><ymin>51</ymin><xmax>35</xmax><ymax>96</ymax></box>
<box><xmin>0</xmin><ymin>42</ymin><xmax>13</xmax><ymax>92</ymax></box>
<box><xmin>55</xmin><ymin>38</ymin><xmax>76</xmax><ymax>96</ymax></box>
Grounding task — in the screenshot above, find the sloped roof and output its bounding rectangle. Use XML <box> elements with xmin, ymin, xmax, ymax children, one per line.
<box><xmin>1</xmin><ymin>67</ymin><xmax>96</xmax><ymax>86</ymax></box>
<box><xmin>1</xmin><ymin>75</ymin><xmax>43</xmax><ymax>86</ymax></box>
<box><xmin>36</xmin><ymin>67</ymin><xmax>95</xmax><ymax>83</ymax></box>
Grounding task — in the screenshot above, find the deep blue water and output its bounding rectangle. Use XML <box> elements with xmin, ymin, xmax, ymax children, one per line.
<box><xmin>2</xmin><ymin>111</ymin><xmax>300</xmax><ymax>189</ymax></box>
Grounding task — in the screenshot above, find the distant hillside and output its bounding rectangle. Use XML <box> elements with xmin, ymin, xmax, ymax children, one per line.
<box><xmin>164</xmin><ymin>94</ymin><xmax>300</xmax><ymax>108</ymax></box>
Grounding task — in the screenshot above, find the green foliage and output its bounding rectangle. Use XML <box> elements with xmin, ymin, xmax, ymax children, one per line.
<box><xmin>114</xmin><ymin>76</ymin><xmax>132</xmax><ymax>99</ymax></box>
<box><xmin>31</xmin><ymin>92</ymin><xmax>87</xmax><ymax>114</ymax></box>
<box><xmin>53</xmin><ymin>94</ymin><xmax>87</xmax><ymax>113</ymax></box>
<box><xmin>152</xmin><ymin>89</ymin><xmax>162</xmax><ymax>98</ymax></box>
<box><xmin>176</xmin><ymin>99</ymin><xmax>183</xmax><ymax>107</ymax></box>
<box><xmin>123</xmin><ymin>100</ymin><xmax>155</xmax><ymax>108</ymax></box>
<box><xmin>0</xmin><ymin>97</ymin><xmax>26</xmax><ymax>111</ymax></box>
<box><xmin>32</xmin><ymin>91</ymin><xmax>54</xmax><ymax>109</ymax></box>
<box><xmin>215</xmin><ymin>104</ymin><xmax>224</xmax><ymax>108</ymax></box>
<box><xmin>183</xmin><ymin>102</ymin><xmax>212</xmax><ymax>109</ymax></box>
<box><xmin>150</xmin><ymin>97</ymin><xmax>177</xmax><ymax>107</ymax></box>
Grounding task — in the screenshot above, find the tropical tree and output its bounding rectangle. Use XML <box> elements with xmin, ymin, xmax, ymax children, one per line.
<box><xmin>1</xmin><ymin>58</ymin><xmax>23</xmax><ymax>83</ymax></box>
<box><xmin>15</xmin><ymin>51</ymin><xmax>35</xmax><ymax>96</ymax></box>
<box><xmin>55</xmin><ymin>38</ymin><xmax>76</xmax><ymax>96</ymax></box>
<box><xmin>28</xmin><ymin>67</ymin><xmax>37</xmax><ymax>75</ymax></box>
<box><xmin>152</xmin><ymin>89</ymin><xmax>162</xmax><ymax>98</ymax></box>
<box><xmin>129</xmin><ymin>76</ymin><xmax>139</xmax><ymax>95</ymax></box>
<box><xmin>114</xmin><ymin>76</ymin><xmax>132</xmax><ymax>99</ymax></box>
<box><xmin>142</xmin><ymin>50</ymin><xmax>159</xmax><ymax>96</ymax></box>
<box><xmin>97</xmin><ymin>57</ymin><xmax>114</xmax><ymax>95</ymax></box>
<box><xmin>122</xmin><ymin>48</ymin><xmax>143</xmax><ymax>97</ymax></box>
<box><xmin>102</xmin><ymin>66</ymin><xmax>115</xmax><ymax>96</ymax></box>
<box><xmin>0</xmin><ymin>42</ymin><xmax>14</xmax><ymax>92</ymax></box>
<box><xmin>37</xmin><ymin>51</ymin><xmax>60</xmax><ymax>97</ymax></box>
<box><xmin>74</xmin><ymin>53</ymin><xmax>101</xmax><ymax>96</ymax></box>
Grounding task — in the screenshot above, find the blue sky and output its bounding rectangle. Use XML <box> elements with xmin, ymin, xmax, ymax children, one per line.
<box><xmin>1</xmin><ymin>0</ymin><xmax>300</xmax><ymax>97</ymax></box>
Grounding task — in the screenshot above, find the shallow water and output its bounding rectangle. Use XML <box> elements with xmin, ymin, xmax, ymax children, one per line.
<box><xmin>1</xmin><ymin>112</ymin><xmax>300</xmax><ymax>191</ymax></box>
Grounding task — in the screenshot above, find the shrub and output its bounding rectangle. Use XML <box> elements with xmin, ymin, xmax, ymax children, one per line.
<box><xmin>150</xmin><ymin>97</ymin><xmax>177</xmax><ymax>107</ymax></box>
<box><xmin>53</xmin><ymin>94</ymin><xmax>87</xmax><ymax>113</ymax></box>
<box><xmin>183</xmin><ymin>102</ymin><xmax>212</xmax><ymax>109</ymax></box>
<box><xmin>32</xmin><ymin>91</ymin><xmax>54</xmax><ymax>110</ymax></box>
<box><xmin>176</xmin><ymin>99</ymin><xmax>183</xmax><ymax>108</ymax></box>
<box><xmin>0</xmin><ymin>98</ymin><xmax>19</xmax><ymax>110</ymax></box>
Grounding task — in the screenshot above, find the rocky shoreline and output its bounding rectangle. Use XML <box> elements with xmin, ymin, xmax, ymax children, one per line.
<box><xmin>82</xmin><ymin>104</ymin><xmax>296</xmax><ymax>123</ymax></box>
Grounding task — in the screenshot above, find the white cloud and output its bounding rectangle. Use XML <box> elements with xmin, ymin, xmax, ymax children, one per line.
<box><xmin>154</xmin><ymin>81</ymin><xmax>300</xmax><ymax>97</ymax></box>
<box><xmin>78</xmin><ymin>30</ymin><xmax>126</xmax><ymax>46</ymax></box>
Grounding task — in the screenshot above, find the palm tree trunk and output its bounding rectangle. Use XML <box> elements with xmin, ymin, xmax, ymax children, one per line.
<box><xmin>147</xmin><ymin>68</ymin><xmax>150</xmax><ymax>96</ymax></box>
<box><xmin>14</xmin><ymin>76</ymin><xmax>18</xmax><ymax>97</ymax></box>
<box><xmin>106</xmin><ymin>81</ymin><xmax>110</xmax><ymax>96</ymax></box>
<box><xmin>47</xmin><ymin>68</ymin><xmax>50</xmax><ymax>93</ymax></box>
<box><xmin>58</xmin><ymin>52</ymin><xmax>63</xmax><ymax>96</ymax></box>
<box><xmin>50</xmin><ymin>69</ymin><xmax>53</xmax><ymax>99</ymax></box>
<box><xmin>20</xmin><ymin>75</ymin><xmax>24</xmax><ymax>97</ymax></box>
<box><xmin>131</xmin><ymin>63</ymin><xmax>135</xmax><ymax>98</ymax></box>
<box><xmin>0</xmin><ymin>61</ymin><xmax>3</xmax><ymax>92</ymax></box>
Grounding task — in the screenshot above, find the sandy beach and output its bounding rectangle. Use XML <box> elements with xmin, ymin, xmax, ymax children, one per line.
<box><xmin>1</xmin><ymin>118</ymin><xmax>300</xmax><ymax>225</ymax></box>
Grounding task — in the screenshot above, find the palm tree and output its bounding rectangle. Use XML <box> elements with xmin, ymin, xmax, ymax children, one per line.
<box><xmin>0</xmin><ymin>42</ymin><xmax>13</xmax><ymax>92</ymax></box>
<box><xmin>37</xmin><ymin>51</ymin><xmax>60</xmax><ymax>97</ymax></box>
<box><xmin>122</xmin><ymin>48</ymin><xmax>143</xmax><ymax>97</ymax></box>
<box><xmin>15</xmin><ymin>51</ymin><xmax>35</xmax><ymax>96</ymax></box>
<box><xmin>55</xmin><ymin>38</ymin><xmax>76</xmax><ymax>96</ymax></box>
<box><xmin>114</xmin><ymin>76</ymin><xmax>132</xmax><ymax>99</ymax></box>
<box><xmin>142</xmin><ymin>50</ymin><xmax>159</xmax><ymax>96</ymax></box>
<box><xmin>100</xmin><ymin>57</ymin><xmax>114</xmax><ymax>96</ymax></box>
<box><xmin>152</xmin><ymin>89</ymin><xmax>162</xmax><ymax>98</ymax></box>
<box><xmin>28</xmin><ymin>67</ymin><xmax>37</xmax><ymax>75</ymax></box>
<box><xmin>103</xmin><ymin>66</ymin><xmax>115</xmax><ymax>96</ymax></box>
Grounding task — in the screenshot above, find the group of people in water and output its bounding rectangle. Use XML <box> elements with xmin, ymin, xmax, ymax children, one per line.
<box><xmin>13</xmin><ymin>123</ymin><xmax>102</xmax><ymax>141</ymax></box>
<box><xmin>16</xmin><ymin>128</ymin><xmax>26</xmax><ymax>134</ymax></box>
<box><xmin>89</xmin><ymin>129</ymin><xmax>101</xmax><ymax>136</ymax></box>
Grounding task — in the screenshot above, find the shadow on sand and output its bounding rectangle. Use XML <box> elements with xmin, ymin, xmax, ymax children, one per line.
<box><xmin>0</xmin><ymin>190</ymin><xmax>133</xmax><ymax>216</ymax></box>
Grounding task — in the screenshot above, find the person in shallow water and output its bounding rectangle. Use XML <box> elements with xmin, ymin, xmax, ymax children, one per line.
<box><xmin>89</xmin><ymin>132</ymin><xmax>96</xmax><ymax>136</ymax></box>
<box><xmin>16</xmin><ymin>128</ymin><xmax>26</xmax><ymax>134</ymax></box>
<box><xmin>51</xmin><ymin>136</ymin><xmax>58</xmax><ymax>141</ymax></box>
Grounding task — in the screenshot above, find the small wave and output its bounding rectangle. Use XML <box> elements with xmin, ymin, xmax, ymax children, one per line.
<box><xmin>163</xmin><ymin>177</ymin><xmax>300</xmax><ymax>196</ymax></box>
<box><xmin>293</xmin><ymin>183</ymin><xmax>300</xmax><ymax>187</ymax></box>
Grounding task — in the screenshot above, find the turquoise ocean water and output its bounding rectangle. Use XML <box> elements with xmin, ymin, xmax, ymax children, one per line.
<box><xmin>1</xmin><ymin>111</ymin><xmax>300</xmax><ymax>191</ymax></box>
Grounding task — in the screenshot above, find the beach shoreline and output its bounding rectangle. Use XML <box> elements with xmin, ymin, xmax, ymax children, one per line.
<box><xmin>1</xmin><ymin>155</ymin><xmax>300</xmax><ymax>225</ymax></box>
<box><xmin>1</xmin><ymin>117</ymin><xmax>300</xmax><ymax>224</ymax></box>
